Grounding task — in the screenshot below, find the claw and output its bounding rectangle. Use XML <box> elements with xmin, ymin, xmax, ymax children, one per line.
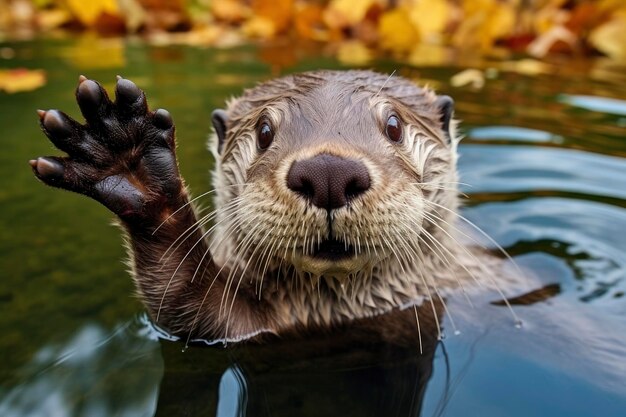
<box><xmin>78</xmin><ymin>74</ymin><xmax>87</xmax><ymax>83</ymax></box>
<box><xmin>77</xmin><ymin>79</ymin><xmax>103</xmax><ymax>106</ymax></box>
<box><xmin>116</xmin><ymin>78</ymin><xmax>142</xmax><ymax>103</ymax></box>
<box><xmin>42</xmin><ymin>110</ymin><xmax>72</xmax><ymax>137</ymax></box>
<box><xmin>153</xmin><ymin>109</ymin><xmax>173</xmax><ymax>129</ymax></box>
<box><xmin>31</xmin><ymin>157</ymin><xmax>64</xmax><ymax>180</ymax></box>
<box><xmin>36</xmin><ymin>109</ymin><xmax>46</xmax><ymax>120</ymax></box>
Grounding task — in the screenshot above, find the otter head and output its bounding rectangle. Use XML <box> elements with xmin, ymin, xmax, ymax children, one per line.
<box><xmin>209</xmin><ymin>71</ymin><xmax>458</xmax><ymax>299</ymax></box>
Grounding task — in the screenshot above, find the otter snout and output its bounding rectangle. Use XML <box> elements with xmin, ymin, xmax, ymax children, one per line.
<box><xmin>287</xmin><ymin>153</ymin><xmax>371</xmax><ymax>209</ymax></box>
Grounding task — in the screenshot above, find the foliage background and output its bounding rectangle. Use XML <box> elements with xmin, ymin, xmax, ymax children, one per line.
<box><xmin>0</xmin><ymin>0</ymin><xmax>625</xmax><ymax>62</ymax></box>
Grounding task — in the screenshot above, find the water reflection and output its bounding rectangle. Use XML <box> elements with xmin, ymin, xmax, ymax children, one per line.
<box><xmin>558</xmin><ymin>94</ymin><xmax>626</xmax><ymax>116</ymax></box>
<box><xmin>467</xmin><ymin>126</ymin><xmax>564</xmax><ymax>144</ymax></box>
<box><xmin>0</xmin><ymin>318</ymin><xmax>162</xmax><ymax>417</ymax></box>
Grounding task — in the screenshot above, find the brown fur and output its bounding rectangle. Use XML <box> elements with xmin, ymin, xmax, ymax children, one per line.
<box><xmin>33</xmin><ymin>70</ymin><xmax>506</xmax><ymax>342</ymax></box>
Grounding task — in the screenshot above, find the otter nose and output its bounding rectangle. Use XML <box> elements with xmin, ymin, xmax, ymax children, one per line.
<box><xmin>287</xmin><ymin>154</ymin><xmax>371</xmax><ymax>210</ymax></box>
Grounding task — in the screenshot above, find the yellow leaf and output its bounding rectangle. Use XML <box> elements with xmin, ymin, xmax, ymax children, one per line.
<box><xmin>243</xmin><ymin>16</ymin><xmax>276</xmax><ymax>39</ymax></box>
<box><xmin>0</xmin><ymin>68</ymin><xmax>46</xmax><ymax>94</ymax></box>
<box><xmin>378</xmin><ymin>8</ymin><xmax>420</xmax><ymax>53</ymax></box>
<box><xmin>408</xmin><ymin>0</ymin><xmax>449</xmax><ymax>39</ymax></box>
<box><xmin>336</xmin><ymin>40</ymin><xmax>373</xmax><ymax>65</ymax></box>
<box><xmin>500</xmin><ymin>59</ymin><xmax>553</xmax><ymax>76</ymax></box>
<box><xmin>450</xmin><ymin>69</ymin><xmax>484</xmax><ymax>89</ymax></box>
<box><xmin>65</xmin><ymin>0</ymin><xmax>119</xmax><ymax>26</ymax></box>
<box><xmin>324</xmin><ymin>0</ymin><xmax>378</xmax><ymax>29</ymax></box>
<box><xmin>589</xmin><ymin>10</ymin><xmax>626</xmax><ymax>60</ymax></box>
<box><xmin>211</xmin><ymin>0</ymin><xmax>250</xmax><ymax>23</ymax></box>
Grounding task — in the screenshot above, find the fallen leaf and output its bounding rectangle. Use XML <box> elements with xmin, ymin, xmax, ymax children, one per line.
<box><xmin>211</xmin><ymin>0</ymin><xmax>250</xmax><ymax>23</ymax></box>
<box><xmin>450</xmin><ymin>68</ymin><xmax>484</xmax><ymax>88</ymax></box>
<box><xmin>243</xmin><ymin>15</ymin><xmax>276</xmax><ymax>38</ymax></box>
<box><xmin>527</xmin><ymin>25</ymin><xmax>577</xmax><ymax>57</ymax></box>
<box><xmin>378</xmin><ymin>8</ymin><xmax>420</xmax><ymax>53</ymax></box>
<box><xmin>408</xmin><ymin>0</ymin><xmax>449</xmax><ymax>39</ymax></box>
<box><xmin>324</xmin><ymin>0</ymin><xmax>379</xmax><ymax>29</ymax></box>
<box><xmin>0</xmin><ymin>68</ymin><xmax>46</xmax><ymax>93</ymax></box>
<box><xmin>251</xmin><ymin>0</ymin><xmax>293</xmax><ymax>34</ymax></box>
<box><xmin>65</xmin><ymin>0</ymin><xmax>119</xmax><ymax>26</ymax></box>
<box><xmin>589</xmin><ymin>10</ymin><xmax>626</xmax><ymax>60</ymax></box>
<box><xmin>500</xmin><ymin>59</ymin><xmax>553</xmax><ymax>76</ymax></box>
<box><xmin>336</xmin><ymin>40</ymin><xmax>373</xmax><ymax>65</ymax></box>
<box><xmin>294</xmin><ymin>3</ymin><xmax>328</xmax><ymax>41</ymax></box>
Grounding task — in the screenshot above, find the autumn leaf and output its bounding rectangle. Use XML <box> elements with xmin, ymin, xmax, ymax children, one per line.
<box><xmin>450</xmin><ymin>69</ymin><xmax>484</xmax><ymax>89</ymax></box>
<box><xmin>337</xmin><ymin>40</ymin><xmax>373</xmax><ymax>65</ymax></box>
<box><xmin>243</xmin><ymin>16</ymin><xmax>276</xmax><ymax>38</ymax></box>
<box><xmin>0</xmin><ymin>68</ymin><xmax>46</xmax><ymax>93</ymax></box>
<box><xmin>408</xmin><ymin>0</ymin><xmax>449</xmax><ymax>39</ymax></box>
<box><xmin>65</xmin><ymin>0</ymin><xmax>119</xmax><ymax>26</ymax></box>
<box><xmin>211</xmin><ymin>0</ymin><xmax>250</xmax><ymax>23</ymax></box>
<box><xmin>294</xmin><ymin>3</ymin><xmax>328</xmax><ymax>41</ymax></box>
<box><xmin>378</xmin><ymin>8</ymin><xmax>420</xmax><ymax>53</ymax></box>
<box><xmin>251</xmin><ymin>0</ymin><xmax>293</xmax><ymax>34</ymax></box>
<box><xmin>589</xmin><ymin>9</ymin><xmax>626</xmax><ymax>60</ymax></box>
<box><xmin>324</xmin><ymin>0</ymin><xmax>380</xmax><ymax>29</ymax></box>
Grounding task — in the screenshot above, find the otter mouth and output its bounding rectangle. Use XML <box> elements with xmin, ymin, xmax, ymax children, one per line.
<box><xmin>311</xmin><ymin>238</ymin><xmax>355</xmax><ymax>261</ymax></box>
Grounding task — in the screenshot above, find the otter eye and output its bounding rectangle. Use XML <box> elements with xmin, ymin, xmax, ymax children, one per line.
<box><xmin>385</xmin><ymin>115</ymin><xmax>402</xmax><ymax>143</ymax></box>
<box><xmin>257</xmin><ymin>121</ymin><xmax>274</xmax><ymax>150</ymax></box>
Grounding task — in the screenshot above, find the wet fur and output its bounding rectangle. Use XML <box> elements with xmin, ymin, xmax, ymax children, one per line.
<box><xmin>31</xmin><ymin>70</ymin><xmax>518</xmax><ymax>342</ymax></box>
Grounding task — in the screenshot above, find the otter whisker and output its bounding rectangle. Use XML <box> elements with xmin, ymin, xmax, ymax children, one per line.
<box><xmin>425</xmin><ymin>199</ymin><xmax>526</xmax><ymax>285</ymax></box>
<box><xmin>413</xmin><ymin>305</ymin><xmax>423</xmax><ymax>355</ymax></box>
<box><xmin>159</xmin><ymin>195</ymin><xmax>246</xmax><ymax>265</ymax></box>
<box><xmin>155</xmin><ymin>200</ymin><xmax>257</xmax><ymax>321</ymax></box>
<box><xmin>421</xmin><ymin>203</ymin><xmax>524</xmax><ymax>324</ymax></box>
<box><xmin>151</xmin><ymin>183</ymin><xmax>251</xmax><ymax>235</ymax></box>
<box><xmin>384</xmin><ymin>214</ymin><xmax>444</xmax><ymax>339</ymax></box>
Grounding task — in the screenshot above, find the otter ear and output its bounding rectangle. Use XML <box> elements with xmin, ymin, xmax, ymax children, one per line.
<box><xmin>435</xmin><ymin>95</ymin><xmax>454</xmax><ymax>143</ymax></box>
<box><xmin>211</xmin><ymin>109</ymin><xmax>228</xmax><ymax>154</ymax></box>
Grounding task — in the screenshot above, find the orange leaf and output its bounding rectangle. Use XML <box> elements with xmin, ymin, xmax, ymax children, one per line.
<box><xmin>251</xmin><ymin>0</ymin><xmax>293</xmax><ymax>33</ymax></box>
<box><xmin>0</xmin><ymin>68</ymin><xmax>46</xmax><ymax>94</ymax></box>
<box><xmin>294</xmin><ymin>4</ymin><xmax>327</xmax><ymax>41</ymax></box>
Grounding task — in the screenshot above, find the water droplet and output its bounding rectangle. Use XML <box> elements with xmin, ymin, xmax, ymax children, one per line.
<box><xmin>454</xmin><ymin>330</ymin><xmax>461</xmax><ymax>336</ymax></box>
<box><xmin>515</xmin><ymin>320</ymin><xmax>523</xmax><ymax>329</ymax></box>
<box><xmin>181</xmin><ymin>344</ymin><xmax>188</xmax><ymax>353</ymax></box>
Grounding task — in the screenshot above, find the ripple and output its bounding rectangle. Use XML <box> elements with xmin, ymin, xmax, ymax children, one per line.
<box><xmin>558</xmin><ymin>94</ymin><xmax>626</xmax><ymax>116</ymax></box>
<box><xmin>458</xmin><ymin>145</ymin><xmax>626</xmax><ymax>200</ymax></box>
<box><xmin>467</xmin><ymin>126</ymin><xmax>564</xmax><ymax>143</ymax></box>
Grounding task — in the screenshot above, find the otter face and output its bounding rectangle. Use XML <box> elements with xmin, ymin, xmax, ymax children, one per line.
<box><xmin>210</xmin><ymin>71</ymin><xmax>458</xmax><ymax>287</ymax></box>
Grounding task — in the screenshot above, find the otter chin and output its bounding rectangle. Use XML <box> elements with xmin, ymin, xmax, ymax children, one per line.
<box><xmin>295</xmin><ymin>244</ymin><xmax>369</xmax><ymax>278</ymax></box>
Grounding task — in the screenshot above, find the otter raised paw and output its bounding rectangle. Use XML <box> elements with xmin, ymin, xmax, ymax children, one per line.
<box><xmin>30</xmin><ymin>77</ymin><xmax>229</xmax><ymax>337</ymax></box>
<box><xmin>31</xmin><ymin>76</ymin><xmax>182</xmax><ymax>225</ymax></box>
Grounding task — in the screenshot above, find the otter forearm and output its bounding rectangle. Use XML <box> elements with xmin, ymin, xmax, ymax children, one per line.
<box><xmin>30</xmin><ymin>76</ymin><xmax>226</xmax><ymax>338</ymax></box>
<box><xmin>123</xmin><ymin>197</ymin><xmax>221</xmax><ymax>335</ymax></box>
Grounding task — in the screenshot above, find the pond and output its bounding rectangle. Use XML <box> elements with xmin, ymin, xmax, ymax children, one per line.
<box><xmin>0</xmin><ymin>36</ymin><xmax>625</xmax><ymax>416</ymax></box>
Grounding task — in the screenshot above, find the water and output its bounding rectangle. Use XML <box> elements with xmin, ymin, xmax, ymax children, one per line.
<box><xmin>1</xmin><ymin>36</ymin><xmax>625</xmax><ymax>416</ymax></box>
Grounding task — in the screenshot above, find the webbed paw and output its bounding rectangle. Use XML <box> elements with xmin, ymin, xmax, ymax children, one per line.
<box><xmin>31</xmin><ymin>76</ymin><xmax>183</xmax><ymax>223</ymax></box>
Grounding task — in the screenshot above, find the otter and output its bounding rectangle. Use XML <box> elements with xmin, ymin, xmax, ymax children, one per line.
<box><xmin>30</xmin><ymin>70</ymin><xmax>518</xmax><ymax>342</ymax></box>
